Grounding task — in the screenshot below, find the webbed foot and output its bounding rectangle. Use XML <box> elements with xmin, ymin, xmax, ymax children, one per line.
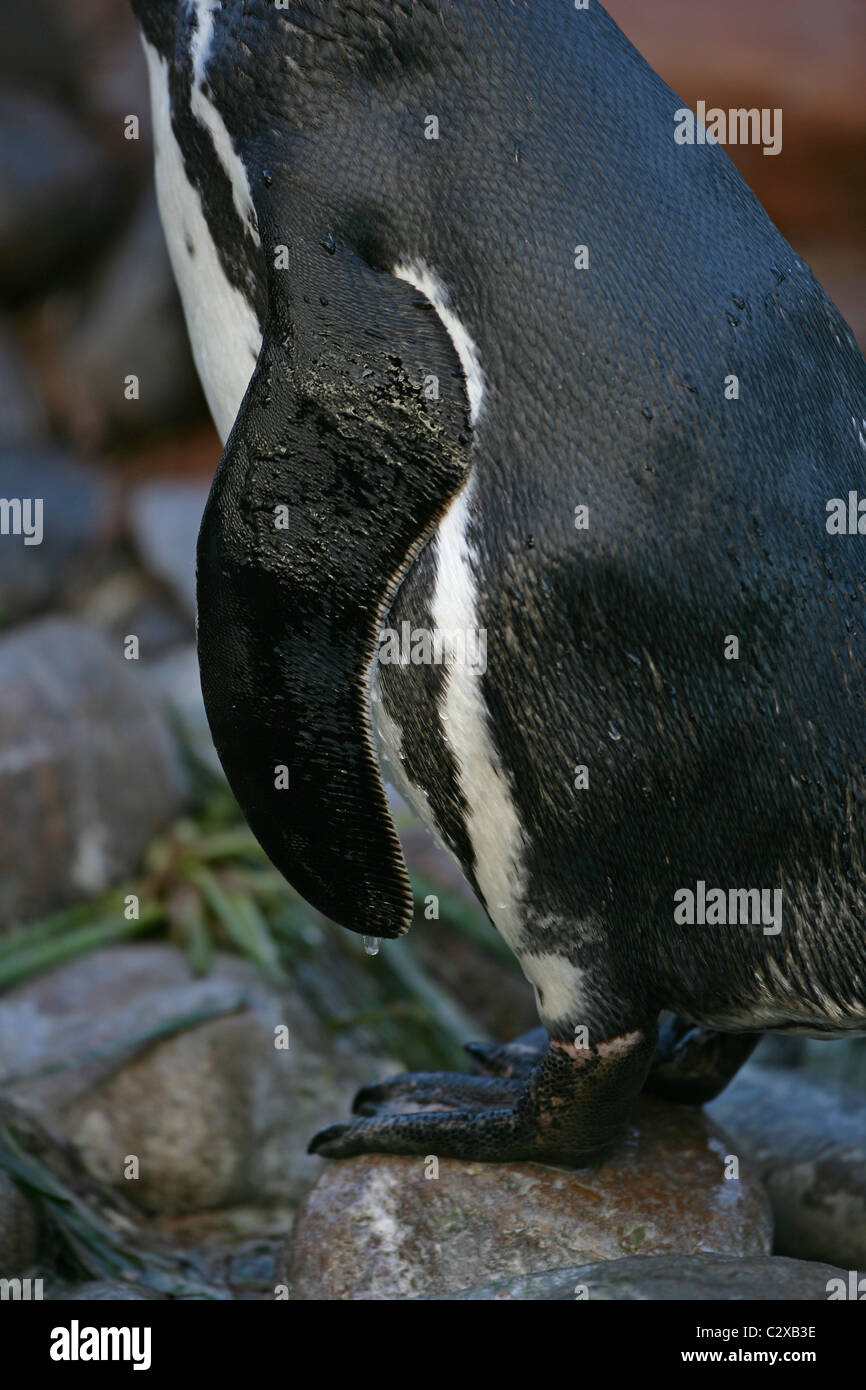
<box><xmin>309</xmin><ymin>1026</ymin><xmax>656</xmax><ymax>1166</ymax></box>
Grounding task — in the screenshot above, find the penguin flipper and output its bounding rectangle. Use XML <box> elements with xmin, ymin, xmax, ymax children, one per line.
<box><xmin>196</xmin><ymin>238</ymin><xmax>472</xmax><ymax>939</ymax></box>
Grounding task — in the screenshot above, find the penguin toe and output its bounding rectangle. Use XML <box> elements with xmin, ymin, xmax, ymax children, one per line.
<box><xmin>352</xmin><ymin>1071</ymin><xmax>521</xmax><ymax>1116</ymax></box>
<box><xmin>307</xmin><ymin>1122</ymin><xmax>357</xmax><ymax>1157</ymax></box>
<box><xmin>307</xmin><ymin>1108</ymin><xmax>520</xmax><ymax>1161</ymax></box>
<box><xmin>464</xmin><ymin>1026</ymin><xmax>549</xmax><ymax>1079</ymax></box>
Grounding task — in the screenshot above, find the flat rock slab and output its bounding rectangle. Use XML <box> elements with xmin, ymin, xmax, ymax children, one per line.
<box><xmin>283</xmin><ymin>1097</ymin><xmax>772</xmax><ymax>1300</ymax></box>
<box><xmin>434</xmin><ymin>1253</ymin><xmax>849</xmax><ymax>1301</ymax></box>
<box><xmin>2</xmin><ymin>944</ymin><xmax>397</xmax><ymax>1216</ymax></box>
<box><xmin>709</xmin><ymin>1064</ymin><xmax>866</xmax><ymax>1269</ymax></box>
<box><xmin>0</xmin><ymin>618</ymin><xmax>185</xmax><ymax>925</ymax></box>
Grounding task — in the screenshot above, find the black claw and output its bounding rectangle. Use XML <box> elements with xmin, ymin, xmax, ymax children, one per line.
<box><xmin>352</xmin><ymin>1083</ymin><xmax>387</xmax><ymax>1114</ymax></box>
<box><xmin>464</xmin><ymin>1035</ymin><xmax>545</xmax><ymax>1080</ymax></box>
<box><xmin>307</xmin><ymin>1122</ymin><xmax>352</xmax><ymax>1156</ymax></box>
<box><xmin>464</xmin><ymin>1041</ymin><xmax>498</xmax><ymax>1071</ymax></box>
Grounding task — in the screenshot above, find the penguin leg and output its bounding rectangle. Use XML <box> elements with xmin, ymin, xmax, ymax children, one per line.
<box><xmin>308</xmin><ymin>1026</ymin><xmax>657</xmax><ymax>1166</ymax></box>
<box><xmin>645</xmin><ymin>1014</ymin><xmax>761</xmax><ymax>1104</ymax></box>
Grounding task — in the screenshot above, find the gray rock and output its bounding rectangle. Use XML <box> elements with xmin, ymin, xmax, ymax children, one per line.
<box><xmin>709</xmin><ymin>1064</ymin><xmax>866</xmax><ymax>1269</ymax></box>
<box><xmin>73</xmin><ymin>567</ymin><xmax>192</xmax><ymax>658</ymax></box>
<box><xmin>283</xmin><ymin>1099</ymin><xmax>772</xmax><ymax>1300</ymax></box>
<box><xmin>0</xmin><ymin>450</ymin><xmax>116</xmax><ymax>622</ymax></box>
<box><xmin>0</xmin><ymin>0</ymin><xmax>78</xmax><ymax>104</ymax></box>
<box><xmin>130</xmin><ymin>481</ymin><xmax>210</xmax><ymax>620</ymax></box>
<box><xmin>435</xmin><ymin>1253</ymin><xmax>850</xmax><ymax>1301</ymax></box>
<box><xmin>0</xmin><ymin>618</ymin><xmax>185</xmax><ymax>925</ymax></box>
<box><xmin>1</xmin><ymin>944</ymin><xmax>396</xmax><ymax>1216</ymax></box>
<box><xmin>49</xmin><ymin>1281</ymin><xmax>167</xmax><ymax>1301</ymax></box>
<box><xmin>63</xmin><ymin>191</ymin><xmax>202</xmax><ymax>438</ymax></box>
<box><xmin>0</xmin><ymin>1169</ymin><xmax>39</xmax><ymax>1275</ymax></box>
<box><xmin>142</xmin><ymin>645</ymin><xmax>222</xmax><ymax>775</ymax></box>
<box><xmin>57</xmin><ymin>0</ymin><xmax>152</xmax><ymax>138</ymax></box>
<box><xmin>0</xmin><ymin>321</ymin><xmax>50</xmax><ymax>445</ymax></box>
<box><xmin>798</xmin><ymin>1036</ymin><xmax>866</xmax><ymax>1093</ymax></box>
<box><xmin>0</xmin><ymin>90</ymin><xmax>116</xmax><ymax>302</ymax></box>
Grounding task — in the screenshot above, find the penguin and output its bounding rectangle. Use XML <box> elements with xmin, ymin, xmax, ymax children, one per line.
<box><xmin>131</xmin><ymin>0</ymin><xmax>866</xmax><ymax>1166</ymax></box>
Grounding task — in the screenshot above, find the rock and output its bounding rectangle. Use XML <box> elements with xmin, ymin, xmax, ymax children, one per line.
<box><xmin>165</xmin><ymin>1231</ymin><xmax>285</xmax><ymax>1301</ymax></box>
<box><xmin>0</xmin><ymin>90</ymin><xmax>117</xmax><ymax>303</ymax></box>
<box><xmin>0</xmin><ymin>618</ymin><xmax>185</xmax><ymax>925</ymax></box>
<box><xmin>753</xmin><ymin>1034</ymin><xmax>807</xmax><ymax>1070</ymax></box>
<box><xmin>0</xmin><ymin>0</ymin><xmax>78</xmax><ymax>105</ymax></box>
<box><xmin>709</xmin><ymin>1064</ymin><xmax>866</xmax><ymax>1269</ymax></box>
<box><xmin>0</xmin><ymin>450</ymin><xmax>116</xmax><ymax>623</ymax></box>
<box><xmin>141</xmin><ymin>645</ymin><xmax>222</xmax><ymax>775</ymax></box>
<box><xmin>0</xmin><ymin>321</ymin><xmax>50</xmax><ymax>444</ymax></box>
<box><xmin>283</xmin><ymin>1098</ymin><xmax>772</xmax><ymax>1300</ymax></box>
<box><xmin>0</xmin><ymin>1169</ymin><xmax>39</xmax><ymax>1274</ymax></box>
<box><xmin>62</xmin><ymin>191</ymin><xmax>203</xmax><ymax>439</ymax></box>
<box><xmin>49</xmin><ymin>1281</ymin><xmax>167</xmax><ymax>1301</ymax></box>
<box><xmin>0</xmin><ymin>944</ymin><xmax>396</xmax><ymax>1216</ymax></box>
<box><xmin>799</xmin><ymin>1035</ymin><xmax>866</xmax><ymax>1094</ymax></box>
<box><xmin>435</xmin><ymin>1253</ymin><xmax>850</xmax><ymax>1301</ymax></box>
<box><xmin>130</xmin><ymin>481</ymin><xmax>210</xmax><ymax>620</ymax></box>
<box><xmin>57</xmin><ymin>0</ymin><xmax>152</xmax><ymax>139</ymax></box>
<box><xmin>74</xmin><ymin>568</ymin><xmax>192</xmax><ymax>658</ymax></box>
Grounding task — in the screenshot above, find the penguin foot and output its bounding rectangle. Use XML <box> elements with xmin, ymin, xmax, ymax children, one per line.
<box><xmin>646</xmin><ymin>1014</ymin><xmax>760</xmax><ymax>1104</ymax></box>
<box><xmin>308</xmin><ymin>1028</ymin><xmax>656</xmax><ymax>1166</ymax></box>
<box><xmin>353</xmin><ymin>1071</ymin><xmax>521</xmax><ymax>1116</ymax></box>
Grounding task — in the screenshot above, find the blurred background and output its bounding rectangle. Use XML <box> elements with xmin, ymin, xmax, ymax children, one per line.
<box><xmin>0</xmin><ymin>0</ymin><xmax>863</xmax><ymax>1299</ymax></box>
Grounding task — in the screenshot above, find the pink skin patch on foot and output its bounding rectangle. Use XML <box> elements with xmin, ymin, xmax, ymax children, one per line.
<box><xmin>550</xmin><ymin>1029</ymin><xmax>645</xmax><ymax>1063</ymax></box>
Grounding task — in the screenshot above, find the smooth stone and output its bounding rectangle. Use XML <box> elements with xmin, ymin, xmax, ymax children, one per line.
<box><xmin>709</xmin><ymin>1063</ymin><xmax>866</xmax><ymax>1268</ymax></box>
<box><xmin>62</xmin><ymin>190</ymin><xmax>202</xmax><ymax>439</ymax></box>
<box><xmin>0</xmin><ymin>450</ymin><xmax>116</xmax><ymax>622</ymax></box>
<box><xmin>0</xmin><ymin>321</ymin><xmax>50</xmax><ymax>444</ymax></box>
<box><xmin>0</xmin><ymin>90</ymin><xmax>117</xmax><ymax>302</ymax></box>
<box><xmin>141</xmin><ymin>645</ymin><xmax>223</xmax><ymax>776</ymax></box>
<box><xmin>0</xmin><ymin>618</ymin><xmax>185</xmax><ymax>925</ymax></box>
<box><xmin>283</xmin><ymin>1099</ymin><xmax>772</xmax><ymax>1300</ymax></box>
<box><xmin>433</xmin><ymin>1253</ymin><xmax>850</xmax><ymax>1301</ymax></box>
<box><xmin>129</xmin><ymin>481</ymin><xmax>210</xmax><ymax>620</ymax></box>
<box><xmin>1</xmin><ymin>944</ymin><xmax>396</xmax><ymax>1216</ymax></box>
<box><xmin>49</xmin><ymin>1281</ymin><xmax>167</xmax><ymax>1301</ymax></box>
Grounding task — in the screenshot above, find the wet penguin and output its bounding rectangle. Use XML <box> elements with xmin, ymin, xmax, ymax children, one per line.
<box><xmin>132</xmin><ymin>0</ymin><xmax>866</xmax><ymax>1165</ymax></box>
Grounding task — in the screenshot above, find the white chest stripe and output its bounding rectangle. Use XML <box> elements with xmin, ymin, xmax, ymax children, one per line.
<box><xmin>189</xmin><ymin>0</ymin><xmax>261</xmax><ymax>246</ymax></box>
<box><xmin>392</xmin><ymin>261</ymin><xmax>485</xmax><ymax>424</ymax></box>
<box><xmin>142</xmin><ymin>38</ymin><xmax>262</xmax><ymax>443</ymax></box>
<box><xmin>390</xmin><ymin>260</ymin><xmax>528</xmax><ymax>951</ymax></box>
